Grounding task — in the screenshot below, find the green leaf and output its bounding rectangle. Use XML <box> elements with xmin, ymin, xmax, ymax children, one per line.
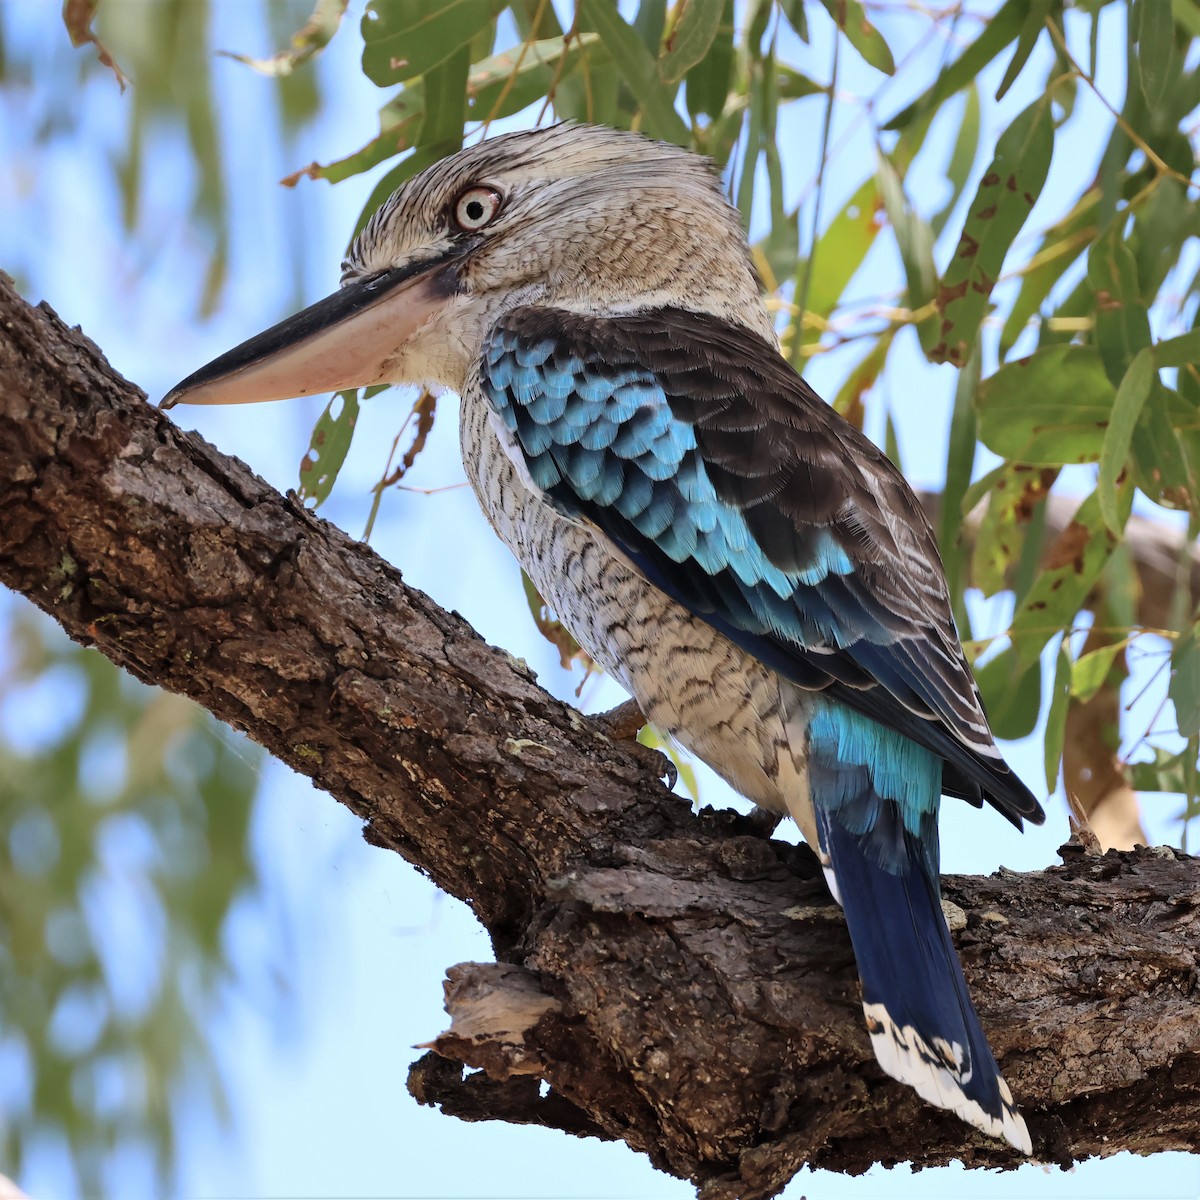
<box><xmin>1154</xmin><ymin>328</ymin><xmax>1200</xmax><ymax>369</ymax></box>
<box><xmin>831</xmin><ymin>333</ymin><xmax>893</xmax><ymax>429</ymax></box>
<box><xmin>419</xmin><ymin>42</ymin><xmax>470</xmax><ymax>147</ymax></box>
<box><xmin>995</xmin><ymin>0</ymin><xmax>1053</xmax><ymax>100</ymax></box>
<box><xmin>1130</xmin><ymin>384</ymin><xmax>1199</xmax><ymax>510</ymax></box>
<box><xmin>360</xmin><ymin>0</ymin><xmax>504</xmax><ymax>85</ymax></box>
<box><xmin>659</xmin><ymin>0</ymin><xmax>723</xmax><ymax>84</ymax></box>
<box><xmin>777</xmin><ymin>0</ymin><xmax>808</xmax><ymax>40</ymax></box>
<box><xmin>817</xmin><ymin>0</ymin><xmax>894</xmax><ymax>74</ymax></box>
<box><xmin>1171</xmin><ymin>623</ymin><xmax>1200</xmax><ymax>739</ymax></box>
<box><xmin>684</xmin><ymin>0</ymin><xmax>734</xmax><ymax>118</ymax></box>
<box><xmin>1010</xmin><ymin>491</ymin><xmax>1118</xmax><ymax>664</ymax></box>
<box><xmin>283</xmin><ymin>83</ymin><xmax>425</xmax><ymax>186</ymax></box>
<box><xmin>1071</xmin><ymin>640</ymin><xmax>1126</xmax><ymax>703</ymax></box>
<box><xmin>975</xmin><ymin>645</ymin><xmax>1042</xmax><ymax>741</ymax></box>
<box><xmin>1172</xmin><ymin>0</ymin><xmax>1200</xmax><ymax>39</ymax></box>
<box><xmin>1088</xmin><ymin>221</ymin><xmax>1153</xmax><ymax>387</ymax></box>
<box><xmin>298</xmin><ymin>391</ymin><xmax>360</xmax><ymax>508</ymax></box>
<box><xmin>1098</xmin><ymin>348</ymin><xmax>1154</xmax><ymax>533</ymax></box>
<box><xmin>1133</xmin><ymin>0</ymin><xmax>1178</xmax><ymax>110</ymax></box>
<box><xmin>1128</xmin><ymin>745</ymin><xmax>1199</xmax><ymax>794</ymax></box>
<box><xmin>976</xmin><ymin>345</ymin><xmax>1115</xmax><ymax>464</ymax></box>
<box><xmin>785</xmin><ymin>176</ymin><xmax>880</xmax><ymax>361</ymax></box>
<box><xmin>884</xmin><ymin>0</ymin><xmax>1026</xmax><ymax>129</ymax></box>
<box><xmin>971</xmin><ymin>462</ymin><xmax>1058</xmax><ymax>598</ymax></box>
<box><xmin>578</xmin><ymin>0</ymin><xmax>690</xmax><ymax>144</ymax></box>
<box><xmin>932</xmin><ymin>96</ymin><xmax>1055</xmax><ymax>366</ymax></box>
<box><xmin>1044</xmin><ymin>644</ymin><xmax>1071</xmax><ymax>792</ymax></box>
<box><xmin>776</xmin><ymin>64</ymin><xmax>824</xmax><ymax>100</ymax></box>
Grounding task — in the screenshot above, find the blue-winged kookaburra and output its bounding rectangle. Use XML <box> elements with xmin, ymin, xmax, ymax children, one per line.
<box><xmin>163</xmin><ymin>123</ymin><xmax>1044</xmax><ymax>1152</ymax></box>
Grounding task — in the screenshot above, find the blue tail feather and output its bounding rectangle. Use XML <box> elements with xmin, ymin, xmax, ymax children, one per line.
<box><xmin>809</xmin><ymin>705</ymin><xmax>1031</xmax><ymax>1153</ymax></box>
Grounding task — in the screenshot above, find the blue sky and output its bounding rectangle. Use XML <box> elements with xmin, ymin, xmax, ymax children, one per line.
<box><xmin>1</xmin><ymin>1</ymin><xmax>1196</xmax><ymax>1197</ymax></box>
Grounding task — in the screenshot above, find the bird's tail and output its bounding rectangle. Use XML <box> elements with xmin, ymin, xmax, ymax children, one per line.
<box><xmin>805</xmin><ymin>705</ymin><xmax>1032</xmax><ymax>1154</ymax></box>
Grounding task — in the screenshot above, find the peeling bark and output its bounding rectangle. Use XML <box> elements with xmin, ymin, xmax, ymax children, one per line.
<box><xmin>1</xmin><ymin>274</ymin><xmax>1199</xmax><ymax>1198</ymax></box>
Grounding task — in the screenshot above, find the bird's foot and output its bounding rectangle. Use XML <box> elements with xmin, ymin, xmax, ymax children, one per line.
<box><xmin>741</xmin><ymin>806</ymin><xmax>784</xmax><ymax>839</ymax></box>
<box><xmin>589</xmin><ymin>700</ymin><xmax>678</xmax><ymax>789</ymax></box>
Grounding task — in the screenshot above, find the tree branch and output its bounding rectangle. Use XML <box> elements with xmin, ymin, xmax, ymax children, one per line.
<box><xmin>2</xmin><ymin>273</ymin><xmax>1198</xmax><ymax>1198</ymax></box>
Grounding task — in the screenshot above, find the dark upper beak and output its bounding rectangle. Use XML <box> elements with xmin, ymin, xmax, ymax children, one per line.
<box><xmin>160</xmin><ymin>255</ymin><xmax>463</xmax><ymax>410</ymax></box>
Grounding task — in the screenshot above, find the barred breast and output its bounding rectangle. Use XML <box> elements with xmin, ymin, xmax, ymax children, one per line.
<box><xmin>458</xmin><ymin>389</ymin><xmax>817</xmax><ymax>838</ymax></box>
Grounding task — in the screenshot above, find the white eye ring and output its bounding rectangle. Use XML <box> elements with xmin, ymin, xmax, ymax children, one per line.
<box><xmin>452</xmin><ymin>186</ymin><xmax>502</xmax><ymax>232</ymax></box>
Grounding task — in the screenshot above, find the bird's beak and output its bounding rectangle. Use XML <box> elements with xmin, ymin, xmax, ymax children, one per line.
<box><xmin>160</xmin><ymin>256</ymin><xmax>462</xmax><ymax>410</ymax></box>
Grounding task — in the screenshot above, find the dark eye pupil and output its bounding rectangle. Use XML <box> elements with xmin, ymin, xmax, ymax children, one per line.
<box><xmin>465</xmin><ymin>200</ymin><xmax>484</xmax><ymax>222</ymax></box>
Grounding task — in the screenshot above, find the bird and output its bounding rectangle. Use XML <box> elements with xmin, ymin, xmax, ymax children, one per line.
<box><xmin>162</xmin><ymin>123</ymin><xmax>1044</xmax><ymax>1153</ymax></box>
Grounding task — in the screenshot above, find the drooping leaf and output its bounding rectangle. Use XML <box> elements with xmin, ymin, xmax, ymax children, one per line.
<box><xmin>776</xmin><ymin>0</ymin><xmax>808</xmax><ymax>41</ymax></box>
<box><xmin>1130</xmin><ymin>384</ymin><xmax>1199</xmax><ymax>511</ymax></box>
<box><xmin>817</xmin><ymin>0</ymin><xmax>894</xmax><ymax>74</ymax></box>
<box><xmin>1133</xmin><ymin>0</ymin><xmax>1179</xmax><ymax>110</ymax></box>
<box><xmin>1098</xmin><ymin>348</ymin><xmax>1154</xmax><ymax>533</ymax></box>
<box><xmin>995</xmin><ymin>0</ymin><xmax>1054</xmax><ymax>100</ymax></box>
<box><xmin>1045</xmin><ymin>643</ymin><xmax>1072</xmax><ymax>792</ymax></box>
<box><xmin>932</xmin><ymin>96</ymin><xmax>1055</xmax><ymax>366</ymax></box>
<box><xmin>786</xmin><ymin>175</ymin><xmax>880</xmax><ymax>362</ymax></box>
<box><xmin>684</xmin><ymin>0</ymin><xmax>734</xmax><ymax>118</ymax></box>
<box><xmin>1071</xmin><ymin>640</ymin><xmax>1127</xmax><ymax>703</ymax></box>
<box><xmin>1010</xmin><ymin>491</ymin><xmax>1119</xmax><ymax>665</ymax></box>
<box><xmin>418</xmin><ymin>41</ymin><xmax>471</xmax><ymax>147</ymax></box>
<box><xmin>1088</xmin><ymin>220</ymin><xmax>1153</xmax><ymax>387</ymax></box>
<box><xmin>939</xmin><ymin>343</ymin><xmax>980</xmax><ymax>630</ymax></box>
<box><xmin>659</xmin><ymin>0</ymin><xmax>724</xmax><ymax>84</ymax></box>
<box><xmin>831</xmin><ymin>333</ymin><xmax>892</xmax><ymax>430</ymax></box>
<box><xmin>298</xmin><ymin>390</ymin><xmax>360</xmax><ymax>509</ymax></box>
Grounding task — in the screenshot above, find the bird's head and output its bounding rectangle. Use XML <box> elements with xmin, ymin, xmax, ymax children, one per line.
<box><xmin>163</xmin><ymin>124</ymin><xmax>770</xmax><ymax>409</ymax></box>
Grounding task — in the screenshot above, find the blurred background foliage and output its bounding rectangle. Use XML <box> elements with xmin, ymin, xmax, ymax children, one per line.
<box><xmin>0</xmin><ymin>599</ymin><xmax>264</xmax><ymax>1194</ymax></box>
<box><xmin>0</xmin><ymin>0</ymin><xmax>1198</xmax><ymax>1191</ymax></box>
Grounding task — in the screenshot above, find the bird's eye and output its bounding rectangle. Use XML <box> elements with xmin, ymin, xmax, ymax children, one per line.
<box><xmin>452</xmin><ymin>186</ymin><xmax>502</xmax><ymax>232</ymax></box>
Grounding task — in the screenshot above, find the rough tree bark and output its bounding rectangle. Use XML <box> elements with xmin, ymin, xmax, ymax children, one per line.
<box><xmin>1</xmin><ymin>273</ymin><xmax>1199</xmax><ymax>1199</ymax></box>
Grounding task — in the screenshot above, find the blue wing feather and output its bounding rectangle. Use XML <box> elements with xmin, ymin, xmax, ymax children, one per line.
<box><xmin>481</xmin><ymin>307</ymin><xmax>1044</xmax><ymax>828</ymax></box>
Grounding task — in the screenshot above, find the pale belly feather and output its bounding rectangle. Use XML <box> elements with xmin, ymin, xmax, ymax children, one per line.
<box><xmin>459</xmin><ymin>395</ymin><xmax>818</xmax><ymax>847</ymax></box>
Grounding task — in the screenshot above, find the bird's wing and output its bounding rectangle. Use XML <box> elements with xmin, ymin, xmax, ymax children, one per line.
<box><xmin>481</xmin><ymin>306</ymin><xmax>1043</xmax><ymax>827</ymax></box>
